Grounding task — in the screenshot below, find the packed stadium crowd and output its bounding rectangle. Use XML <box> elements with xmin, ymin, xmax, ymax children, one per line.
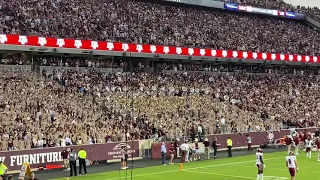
<box><xmin>1</xmin><ymin>0</ymin><xmax>320</xmax><ymax>55</ymax></box>
<box><xmin>0</xmin><ymin>55</ymin><xmax>317</xmax><ymax>151</ymax></box>
<box><xmin>0</xmin><ymin>0</ymin><xmax>318</xmax><ymax>151</ymax></box>
<box><xmin>158</xmin><ymin>61</ymin><xmax>320</xmax><ymax>75</ymax></box>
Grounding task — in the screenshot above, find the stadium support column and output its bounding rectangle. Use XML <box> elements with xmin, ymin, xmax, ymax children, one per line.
<box><xmin>30</xmin><ymin>53</ymin><xmax>41</xmax><ymax>75</ymax></box>
<box><xmin>21</xmin><ymin>52</ymin><xmax>31</xmax><ymax>65</ymax></box>
<box><xmin>23</xmin><ymin>52</ymin><xmax>39</xmax><ymax>72</ymax></box>
<box><xmin>140</xmin><ymin>58</ymin><xmax>150</xmax><ymax>72</ymax></box>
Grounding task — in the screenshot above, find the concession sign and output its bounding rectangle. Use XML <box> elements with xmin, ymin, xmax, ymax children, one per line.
<box><xmin>151</xmin><ymin>128</ymin><xmax>318</xmax><ymax>159</ymax></box>
<box><xmin>0</xmin><ymin>141</ymin><xmax>139</xmax><ymax>171</ymax></box>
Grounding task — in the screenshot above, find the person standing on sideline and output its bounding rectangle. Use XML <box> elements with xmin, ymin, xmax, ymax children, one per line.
<box><xmin>285</xmin><ymin>135</ymin><xmax>293</xmax><ymax>154</ymax></box>
<box><xmin>194</xmin><ymin>138</ymin><xmax>200</xmax><ymax>160</ymax></box>
<box><xmin>0</xmin><ymin>161</ymin><xmax>8</xmax><ymax>180</ymax></box>
<box><xmin>185</xmin><ymin>141</ymin><xmax>190</xmax><ymax>162</ymax></box>
<box><xmin>61</xmin><ymin>148</ymin><xmax>69</xmax><ymax>171</ymax></box>
<box><xmin>197</xmin><ymin>124</ymin><xmax>203</xmax><ymax>141</ymax></box>
<box><xmin>227</xmin><ymin>137</ymin><xmax>233</xmax><ymax>157</ymax></box>
<box><xmin>120</xmin><ymin>147</ymin><xmax>128</xmax><ymax>169</ymax></box>
<box><xmin>203</xmin><ymin>138</ymin><xmax>211</xmax><ymax>159</ymax></box>
<box><xmin>174</xmin><ymin>139</ymin><xmax>180</xmax><ymax>158</ymax></box>
<box><xmin>246</xmin><ymin>135</ymin><xmax>252</xmax><ymax>151</ymax></box>
<box><xmin>293</xmin><ymin>135</ymin><xmax>300</xmax><ymax>156</ymax></box>
<box><xmin>180</xmin><ymin>141</ymin><xmax>187</xmax><ymax>163</ymax></box>
<box><xmin>315</xmin><ymin>129</ymin><xmax>320</xmax><ymax>138</ymax></box>
<box><xmin>78</xmin><ymin>148</ymin><xmax>87</xmax><ymax>175</ymax></box>
<box><xmin>169</xmin><ymin>143</ymin><xmax>175</xmax><ymax>165</ymax></box>
<box><xmin>69</xmin><ymin>148</ymin><xmax>77</xmax><ymax>177</ymax></box>
<box><xmin>212</xmin><ymin>137</ymin><xmax>220</xmax><ymax>159</ymax></box>
<box><xmin>161</xmin><ymin>142</ymin><xmax>167</xmax><ymax>165</ymax></box>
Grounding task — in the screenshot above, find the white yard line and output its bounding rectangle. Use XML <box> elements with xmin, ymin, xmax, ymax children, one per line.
<box><xmin>233</xmin><ymin>164</ymin><xmax>320</xmax><ymax>174</ymax></box>
<box><xmin>100</xmin><ymin>157</ymin><xmax>279</xmax><ymax>180</ymax></box>
<box><xmin>186</xmin><ymin>170</ymin><xmax>256</xmax><ymax>179</ymax></box>
<box><xmin>187</xmin><ymin>157</ymin><xmax>279</xmax><ymax>170</ymax></box>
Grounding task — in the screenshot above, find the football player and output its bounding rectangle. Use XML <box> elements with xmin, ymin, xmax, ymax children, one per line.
<box><xmin>315</xmin><ymin>137</ymin><xmax>320</xmax><ymax>161</ymax></box>
<box><xmin>305</xmin><ymin>137</ymin><xmax>312</xmax><ymax>159</ymax></box>
<box><xmin>286</xmin><ymin>151</ymin><xmax>299</xmax><ymax>180</ymax></box>
<box><xmin>256</xmin><ymin>148</ymin><xmax>265</xmax><ymax>180</ymax></box>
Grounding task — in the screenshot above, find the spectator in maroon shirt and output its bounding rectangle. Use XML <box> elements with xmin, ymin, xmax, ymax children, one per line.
<box><xmin>174</xmin><ymin>140</ymin><xmax>180</xmax><ymax>158</ymax></box>
<box><xmin>296</xmin><ymin>121</ymin><xmax>304</xmax><ymax>128</ymax></box>
<box><xmin>61</xmin><ymin>148</ymin><xmax>69</xmax><ymax>171</ymax></box>
<box><xmin>308</xmin><ymin>120</ymin><xmax>315</xmax><ymax>127</ymax></box>
<box><xmin>293</xmin><ymin>136</ymin><xmax>300</xmax><ymax>155</ymax></box>
<box><xmin>169</xmin><ymin>143</ymin><xmax>175</xmax><ymax>165</ymax></box>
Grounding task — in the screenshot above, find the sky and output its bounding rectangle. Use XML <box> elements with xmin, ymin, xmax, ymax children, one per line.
<box><xmin>283</xmin><ymin>0</ymin><xmax>320</xmax><ymax>7</ymax></box>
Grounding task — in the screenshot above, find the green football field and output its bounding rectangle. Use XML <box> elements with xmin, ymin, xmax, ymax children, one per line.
<box><xmin>52</xmin><ymin>151</ymin><xmax>319</xmax><ymax>180</ymax></box>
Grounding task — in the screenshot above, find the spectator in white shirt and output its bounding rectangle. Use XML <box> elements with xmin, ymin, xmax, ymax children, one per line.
<box><xmin>197</xmin><ymin>125</ymin><xmax>202</xmax><ymax>141</ymax></box>
<box><xmin>37</xmin><ymin>139</ymin><xmax>44</xmax><ymax>148</ymax></box>
<box><xmin>185</xmin><ymin>142</ymin><xmax>190</xmax><ymax>162</ymax></box>
<box><xmin>180</xmin><ymin>142</ymin><xmax>187</xmax><ymax>163</ymax></box>
<box><xmin>88</xmin><ymin>138</ymin><xmax>94</xmax><ymax>144</ymax></box>
<box><xmin>220</xmin><ymin>117</ymin><xmax>227</xmax><ymax>134</ymax></box>
<box><xmin>60</xmin><ymin>138</ymin><xmax>66</xmax><ymax>147</ymax></box>
<box><xmin>65</xmin><ymin>136</ymin><xmax>72</xmax><ymax>146</ymax></box>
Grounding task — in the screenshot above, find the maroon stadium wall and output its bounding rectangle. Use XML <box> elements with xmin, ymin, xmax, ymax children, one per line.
<box><xmin>151</xmin><ymin>128</ymin><xmax>318</xmax><ymax>159</ymax></box>
<box><xmin>0</xmin><ymin>141</ymin><xmax>139</xmax><ymax>171</ymax></box>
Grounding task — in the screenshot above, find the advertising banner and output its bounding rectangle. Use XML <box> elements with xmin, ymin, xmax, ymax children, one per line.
<box><xmin>225</xmin><ymin>3</ymin><xmax>276</xmax><ymax>16</ymax></box>
<box><xmin>224</xmin><ymin>3</ymin><xmax>305</xmax><ymax>20</ymax></box>
<box><xmin>224</xmin><ymin>3</ymin><xmax>238</xmax><ymax>10</ymax></box>
<box><xmin>0</xmin><ymin>141</ymin><xmax>139</xmax><ymax>171</ymax></box>
<box><xmin>278</xmin><ymin>11</ymin><xmax>305</xmax><ymax>19</ymax></box>
<box><xmin>0</xmin><ymin>34</ymin><xmax>317</xmax><ymax>63</ymax></box>
<box><xmin>151</xmin><ymin>128</ymin><xmax>317</xmax><ymax>159</ymax></box>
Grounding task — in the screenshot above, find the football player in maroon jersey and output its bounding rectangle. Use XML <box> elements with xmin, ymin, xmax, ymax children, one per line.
<box><xmin>285</xmin><ymin>135</ymin><xmax>293</xmax><ymax>154</ymax></box>
<box><xmin>293</xmin><ymin>136</ymin><xmax>300</xmax><ymax>155</ymax></box>
<box><xmin>298</xmin><ymin>132</ymin><xmax>305</xmax><ymax>151</ymax></box>
<box><xmin>315</xmin><ymin>137</ymin><xmax>320</xmax><ymax>161</ymax></box>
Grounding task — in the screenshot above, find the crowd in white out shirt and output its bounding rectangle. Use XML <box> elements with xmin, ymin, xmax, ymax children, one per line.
<box><xmin>0</xmin><ymin>55</ymin><xmax>319</xmax><ymax>151</ymax></box>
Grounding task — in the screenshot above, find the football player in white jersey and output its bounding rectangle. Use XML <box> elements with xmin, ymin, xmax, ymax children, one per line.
<box><xmin>305</xmin><ymin>137</ymin><xmax>312</xmax><ymax>159</ymax></box>
<box><xmin>286</xmin><ymin>151</ymin><xmax>299</xmax><ymax>180</ymax></box>
<box><xmin>256</xmin><ymin>148</ymin><xmax>265</xmax><ymax>180</ymax></box>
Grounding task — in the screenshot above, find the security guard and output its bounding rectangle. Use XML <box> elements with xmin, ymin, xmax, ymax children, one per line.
<box><xmin>69</xmin><ymin>149</ymin><xmax>77</xmax><ymax>177</ymax></box>
<box><xmin>227</xmin><ymin>137</ymin><xmax>233</xmax><ymax>157</ymax></box>
<box><xmin>0</xmin><ymin>161</ymin><xmax>8</xmax><ymax>180</ymax></box>
<box><xmin>78</xmin><ymin>148</ymin><xmax>87</xmax><ymax>175</ymax></box>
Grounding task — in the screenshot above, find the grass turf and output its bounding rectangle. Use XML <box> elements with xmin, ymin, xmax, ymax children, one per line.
<box><xmin>52</xmin><ymin>151</ymin><xmax>319</xmax><ymax>180</ymax></box>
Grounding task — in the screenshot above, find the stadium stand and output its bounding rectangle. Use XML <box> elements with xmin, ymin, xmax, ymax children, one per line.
<box><xmin>0</xmin><ymin>0</ymin><xmax>320</xmax><ymax>55</ymax></box>
<box><xmin>0</xmin><ymin>54</ymin><xmax>318</xmax><ymax>151</ymax></box>
<box><xmin>0</xmin><ymin>0</ymin><xmax>318</xmax><ymax>151</ymax></box>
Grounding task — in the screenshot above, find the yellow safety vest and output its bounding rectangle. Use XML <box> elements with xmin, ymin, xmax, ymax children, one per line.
<box><xmin>0</xmin><ymin>164</ymin><xmax>8</xmax><ymax>175</ymax></box>
<box><xmin>227</xmin><ymin>139</ymin><xmax>233</xmax><ymax>146</ymax></box>
<box><xmin>78</xmin><ymin>150</ymin><xmax>87</xmax><ymax>159</ymax></box>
